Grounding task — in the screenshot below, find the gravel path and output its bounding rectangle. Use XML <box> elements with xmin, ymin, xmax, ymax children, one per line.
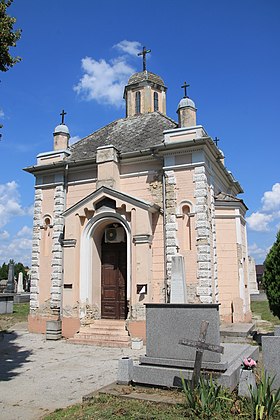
<box><xmin>0</xmin><ymin>324</ymin><xmax>144</xmax><ymax>420</ymax></box>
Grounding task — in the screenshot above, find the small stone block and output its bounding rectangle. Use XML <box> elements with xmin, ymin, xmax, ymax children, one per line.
<box><xmin>117</xmin><ymin>357</ymin><xmax>133</xmax><ymax>384</ymax></box>
<box><xmin>131</xmin><ymin>338</ymin><xmax>143</xmax><ymax>350</ymax></box>
<box><xmin>238</xmin><ymin>369</ymin><xmax>256</xmax><ymax>397</ymax></box>
<box><xmin>46</xmin><ymin>320</ymin><xmax>62</xmax><ymax>340</ymax></box>
<box><xmin>274</xmin><ymin>326</ymin><xmax>280</xmax><ymax>336</ymax></box>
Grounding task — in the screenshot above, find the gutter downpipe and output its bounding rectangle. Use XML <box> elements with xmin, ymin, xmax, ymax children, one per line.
<box><xmin>60</xmin><ymin>163</ymin><xmax>69</xmax><ymax>319</ymax></box>
<box><xmin>150</xmin><ymin>148</ymin><xmax>168</xmax><ymax>304</ymax></box>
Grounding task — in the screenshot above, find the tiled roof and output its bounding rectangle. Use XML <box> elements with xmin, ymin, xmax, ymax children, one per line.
<box><xmin>127</xmin><ymin>71</ymin><xmax>165</xmax><ymax>86</ymax></box>
<box><xmin>67</xmin><ymin>112</ymin><xmax>177</xmax><ymax>162</ymax></box>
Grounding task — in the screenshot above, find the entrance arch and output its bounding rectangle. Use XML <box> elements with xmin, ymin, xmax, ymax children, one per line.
<box><xmin>80</xmin><ymin>212</ymin><xmax>131</xmax><ymax>320</ymax></box>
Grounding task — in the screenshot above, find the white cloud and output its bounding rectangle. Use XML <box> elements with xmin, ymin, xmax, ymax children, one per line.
<box><xmin>0</xmin><ymin>181</ymin><xmax>25</xmax><ymax>228</ymax></box>
<box><xmin>261</xmin><ymin>183</ymin><xmax>280</xmax><ymax>211</ymax></box>
<box><xmin>114</xmin><ymin>40</ymin><xmax>141</xmax><ymax>56</ymax></box>
<box><xmin>69</xmin><ymin>135</ymin><xmax>81</xmax><ymax>146</ymax></box>
<box><xmin>16</xmin><ymin>226</ymin><xmax>33</xmax><ymax>238</ymax></box>
<box><xmin>74</xmin><ymin>41</ymin><xmax>142</xmax><ymax>107</ymax></box>
<box><xmin>248</xmin><ymin>243</ymin><xmax>270</xmax><ymax>262</ymax></box>
<box><xmin>0</xmin><ymin>109</ymin><xmax>4</xmax><ymax>118</ymax></box>
<box><xmin>74</xmin><ymin>56</ymin><xmax>135</xmax><ymax>107</ymax></box>
<box><xmin>0</xmin><ymin>230</ymin><xmax>9</xmax><ymax>240</ymax></box>
<box><xmin>0</xmin><ymin>226</ymin><xmax>32</xmax><ymax>266</ymax></box>
<box><xmin>246</xmin><ymin>211</ymin><xmax>273</xmax><ymax>232</ymax></box>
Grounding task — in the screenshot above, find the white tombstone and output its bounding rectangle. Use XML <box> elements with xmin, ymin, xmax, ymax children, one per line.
<box><xmin>248</xmin><ymin>256</ymin><xmax>259</xmax><ymax>295</ymax></box>
<box><xmin>17</xmin><ymin>272</ymin><xmax>24</xmax><ymax>293</ymax></box>
<box><xmin>170</xmin><ymin>254</ymin><xmax>187</xmax><ymax>303</ymax></box>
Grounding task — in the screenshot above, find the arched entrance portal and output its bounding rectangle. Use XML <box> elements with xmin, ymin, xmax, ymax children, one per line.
<box><xmin>101</xmin><ymin>224</ymin><xmax>127</xmax><ymax>319</ymax></box>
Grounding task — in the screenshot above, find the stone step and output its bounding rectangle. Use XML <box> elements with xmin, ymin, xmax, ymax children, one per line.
<box><xmin>88</xmin><ymin>324</ymin><xmax>127</xmax><ymax>332</ymax></box>
<box><xmin>77</xmin><ymin>332</ymin><xmax>130</xmax><ymax>341</ymax></box>
<box><xmin>68</xmin><ymin>337</ymin><xmax>131</xmax><ymax>348</ymax></box>
<box><xmin>90</xmin><ymin>320</ymin><xmax>126</xmax><ymax>327</ymax></box>
<box><xmin>80</xmin><ymin>327</ymin><xmax>128</xmax><ymax>336</ymax></box>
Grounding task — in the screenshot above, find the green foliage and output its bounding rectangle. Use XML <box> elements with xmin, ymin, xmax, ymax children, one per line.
<box><xmin>181</xmin><ymin>375</ymin><xmax>233</xmax><ymax>419</ymax></box>
<box><xmin>249</xmin><ymin>371</ymin><xmax>280</xmax><ymax>419</ymax></box>
<box><xmin>0</xmin><ymin>261</ymin><xmax>29</xmax><ymax>280</ymax></box>
<box><xmin>262</xmin><ymin>231</ymin><xmax>280</xmax><ymax>319</ymax></box>
<box><xmin>0</xmin><ymin>0</ymin><xmax>22</xmax><ymax>72</ymax></box>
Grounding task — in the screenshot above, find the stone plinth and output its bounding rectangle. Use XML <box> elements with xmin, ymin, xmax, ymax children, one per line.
<box><xmin>46</xmin><ymin>320</ymin><xmax>62</xmax><ymax>340</ymax></box>
<box><xmin>0</xmin><ymin>294</ymin><xmax>14</xmax><ymax>314</ymax></box>
<box><xmin>145</xmin><ymin>303</ymin><xmax>221</xmax><ymax>362</ymax></box>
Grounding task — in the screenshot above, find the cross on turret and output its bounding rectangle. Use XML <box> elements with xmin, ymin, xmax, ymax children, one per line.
<box><xmin>137</xmin><ymin>46</ymin><xmax>151</xmax><ymax>71</ymax></box>
<box><xmin>214</xmin><ymin>136</ymin><xmax>219</xmax><ymax>146</ymax></box>
<box><xmin>60</xmin><ymin>109</ymin><xmax>67</xmax><ymax>125</ymax></box>
<box><xmin>181</xmin><ymin>81</ymin><xmax>190</xmax><ymax>98</ymax></box>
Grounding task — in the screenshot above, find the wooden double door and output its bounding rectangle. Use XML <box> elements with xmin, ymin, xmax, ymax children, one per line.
<box><xmin>101</xmin><ymin>243</ymin><xmax>127</xmax><ymax>319</ymax></box>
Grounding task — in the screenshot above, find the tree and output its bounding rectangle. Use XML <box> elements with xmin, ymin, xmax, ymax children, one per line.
<box><xmin>262</xmin><ymin>230</ymin><xmax>280</xmax><ymax>319</ymax></box>
<box><xmin>0</xmin><ymin>0</ymin><xmax>22</xmax><ymax>73</ymax></box>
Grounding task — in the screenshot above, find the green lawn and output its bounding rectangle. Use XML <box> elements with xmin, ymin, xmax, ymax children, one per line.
<box><xmin>0</xmin><ymin>303</ymin><xmax>29</xmax><ymax>331</ymax></box>
<box><xmin>44</xmin><ymin>393</ymin><xmax>253</xmax><ymax>420</ymax></box>
<box><xmin>251</xmin><ymin>300</ymin><xmax>280</xmax><ymax>326</ymax></box>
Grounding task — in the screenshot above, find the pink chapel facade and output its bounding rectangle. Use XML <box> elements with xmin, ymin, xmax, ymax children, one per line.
<box><xmin>25</xmin><ymin>70</ymin><xmax>251</xmax><ymax>340</ymax></box>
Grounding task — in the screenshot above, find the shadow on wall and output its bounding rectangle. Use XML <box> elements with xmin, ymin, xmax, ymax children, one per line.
<box><xmin>0</xmin><ymin>331</ymin><xmax>32</xmax><ymax>381</ymax></box>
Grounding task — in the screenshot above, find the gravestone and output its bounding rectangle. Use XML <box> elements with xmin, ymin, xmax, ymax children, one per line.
<box><xmin>262</xmin><ymin>335</ymin><xmax>280</xmax><ymax>390</ymax></box>
<box><xmin>274</xmin><ymin>326</ymin><xmax>280</xmax><ymax>337</ymax></box>
<box><xmin>5</xmin><ymin>263</ymin><xmax>15</xmax><ymax>293</ymax></box>
<box><xmin>129</xmin><ymin>304</ymin><xmax>259</xmax><ymax>390</ymax></box>
<box><xmin>170</xmin><ymin>255</ymin><xmax>187</xmax><ymax>303</ymax></box>
<box><xmin>17</xmin><ymin>272</ymin><xmax>24</xmax><ymax>293</ymax></box>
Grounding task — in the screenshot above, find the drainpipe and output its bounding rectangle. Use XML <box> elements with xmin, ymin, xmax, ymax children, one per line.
<box><xmin>59</xmin><ymin>163</ymin><xmax>68</xmax><ymax>317</ymax></box>
<box><xmin>162</xmin><ymin>169</ymin><xmax>168</xmax><ymax>303</ymax></box>
<box><xmin>150</xmin><ymin>149</ymin><xmax>168</xmax><ymax>303</ymax></box>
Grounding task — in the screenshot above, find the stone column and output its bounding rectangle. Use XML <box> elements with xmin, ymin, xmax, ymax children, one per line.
<box><xmin>30</xmin><ymin>188</ymin><xmax>42</xmax><ymax>312</ymax></box>
<box><xmin>194</xmin><ymin>166</ymin><xmax>213</xmax><ymax>304</ymax></box>
<box><xmin>50</xmin><ymin>184</ymin><xmax>65</xmax><ymax>312</ymax></box>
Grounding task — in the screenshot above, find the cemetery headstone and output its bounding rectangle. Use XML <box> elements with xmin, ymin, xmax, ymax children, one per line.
<box><xmin>170</xmin><ymin>255</ymin><xmax>187</xmax><ymax>303</ymax></box>
<box><xmin>5</xmin><ymin>262</ymin><xmax>15</xmax><ymax>293</ymax></box>
<box><xmin>17</xmin><ymin>272</ymin><xmax>24</xmax><ymax>293</ymax></box>
<box><xmin>262</xmin><ymin>335</ymin><xmax>280</xmax><ymax>390</ymax></box>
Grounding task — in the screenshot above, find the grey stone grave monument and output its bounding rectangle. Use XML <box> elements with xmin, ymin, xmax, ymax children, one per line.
<box><xmin>262</xmin><ymin>326</ymin><xmax>280</xmax><ymax>390</ymax></box>
<box><xmin>128</xmin><ymin>304</ymin><xmax>259</xmax><ymax>390</ymax></box>
<box><xmin>0</xmin><ymin>262</ymin><xmax>14</xmax><ymax>314</ymax></box>
<box><xmin>170</xmin><ymin>255</ymin><xmax>187</xmax><ymax>303</ymax></box>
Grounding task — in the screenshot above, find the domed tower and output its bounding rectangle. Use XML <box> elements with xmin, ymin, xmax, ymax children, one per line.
<box><xmin>124</xmin><ymin>71</ymin><xmax>167</xmax><ymax>117</ymax></box>
<box><xmin>53</xmin><ymin>109</ymin><xmax>70</xmax><ymax>150</ymax></box>
<box><xmin>177</xmin><ymin>82</ymin><xmax>197</xmax><ymax>127</ymax></box>
<box><xmin>123</xmin><ymin>47</ymin><xmax>167</xmax><ymax>117</ymax></box>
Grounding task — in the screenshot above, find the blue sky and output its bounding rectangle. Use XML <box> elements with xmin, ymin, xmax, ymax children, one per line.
<box><xmin>0</xmin><ymin>0</ymin><xmax>280</xmax><ymax>266</ymax></box>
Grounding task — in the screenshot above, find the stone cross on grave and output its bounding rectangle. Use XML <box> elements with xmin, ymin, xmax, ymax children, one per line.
<box><xmin>137</xmin><ymin>46</ymin><xmax>151</xmax><ymax>71</ymax></box>
<box><xmin>179</xmin><ymin>320</ymin><xmax>224</xmax><ymax>390</ymax></box>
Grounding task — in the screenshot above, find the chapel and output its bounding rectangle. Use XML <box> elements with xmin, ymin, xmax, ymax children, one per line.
<box><xmin>25</xmin><ymin>52</ymin><xmax>251</xmax><ymax>344</ymax></box>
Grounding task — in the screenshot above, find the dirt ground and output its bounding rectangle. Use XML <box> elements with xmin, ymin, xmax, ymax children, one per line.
<box><xmin>0</xmin><ymin>323</ymin><xmax>144</xmax><ymax>420</ymax></box>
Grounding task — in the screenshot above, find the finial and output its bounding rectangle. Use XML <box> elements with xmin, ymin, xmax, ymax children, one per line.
<box><xmin>181</xmin><ymin>82</ymin><xmax>190</xmax><ymax>98</ymax></box>
<box><xmin>60</xmin><ymin>109</ymin><xmax>67</xmax><ymax>125</ymax></box>
<box><xmin>137</xmin><ymin>46</ymin><xmax>151</xmax><ymax>71</ymax></box>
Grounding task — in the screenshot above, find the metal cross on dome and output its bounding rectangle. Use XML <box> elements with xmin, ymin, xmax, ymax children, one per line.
<box><xmin>181</xmin><ymin>81</ymin><xmax>190</xmax><ymax>98</ymax></box>
<box><xmin>138</xmin><ymin>46</ymin><xmax>151</xmax><ymax>72</ymax></box>
<box><xmin>60</xmin><ymin>109</ymin><xmax>67</xmax><ymax>125</ymax></box>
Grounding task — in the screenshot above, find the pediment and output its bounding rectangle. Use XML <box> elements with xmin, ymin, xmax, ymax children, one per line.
<box><xmin>63</xmin><ymin>186</ymin><xmax>160</xmax><ymax>217</ymax></box>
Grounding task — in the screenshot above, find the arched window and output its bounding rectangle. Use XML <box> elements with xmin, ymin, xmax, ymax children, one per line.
<box><xmin>182</xmin><ymin>205</ymin><xmax>191</xmax><ymax>250</ymax></box>
<box><xmin>154</xmin><ymin>92</ymin><xmax>159</xmax><ymax>111</ymax></box>
<box><xmin>135</xmin><ymin>91</ymin><xmax>141</xmax><ymax>114</ymax></box>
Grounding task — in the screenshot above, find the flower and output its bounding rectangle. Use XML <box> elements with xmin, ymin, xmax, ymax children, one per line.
<box><xmin>241</xmin><ymin>357</ymin><xmax>257</xmax><ymax>370</ymax></box>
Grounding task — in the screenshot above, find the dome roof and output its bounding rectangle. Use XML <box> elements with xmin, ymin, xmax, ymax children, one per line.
<box><xmin>177</xmin><ymin>96</ymin><xmax>196</xmax><ymax>110</ymax></box>
<box><xmin>54</xmin><ymin>124</ymin><xmax>70</xmax><ymax>135</ymax></box>
<box><xmin>127</xmin><ymin>71</ymin><xmax>165</xmax><ymax>86</ymax></box>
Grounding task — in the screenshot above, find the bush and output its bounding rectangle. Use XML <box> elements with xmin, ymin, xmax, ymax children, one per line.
<box><xmin>262</xmin><ymin>231</ymin><xmax>280</xmax><ymax>319</ymax></box>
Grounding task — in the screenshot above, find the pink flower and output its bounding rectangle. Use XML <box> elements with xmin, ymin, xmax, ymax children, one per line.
<box><xmin>242</xmin><ymin>357</ymin><xmax>257</xmax><ymax>369</ymax></box>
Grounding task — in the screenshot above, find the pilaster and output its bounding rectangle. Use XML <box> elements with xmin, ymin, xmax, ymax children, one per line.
<box><xmin>30</xmin><ymin>188</ymin><xmax>42</xmax><ymax>311</ymax></box>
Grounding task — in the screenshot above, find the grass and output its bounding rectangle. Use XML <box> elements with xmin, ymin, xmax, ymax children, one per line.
<box><xmin>0</xmin><ymin>303</ymin><xmax>29</xmax><ymax>331</ymax></box>
<box><xmin>251</xmin><ymin>300</ymin><xmax>280</xmax><ymax>326</ymax></box>
<box><xmin>43</xmin><ymin>393</ymin><xmax>254</xmax><ymax>420</ymax></box>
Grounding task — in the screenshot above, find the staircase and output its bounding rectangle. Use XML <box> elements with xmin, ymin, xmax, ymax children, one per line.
<box><xmin>68</xmin><ymin>319</ymin><xmax>131</xmax><ymax>348</ymax></box>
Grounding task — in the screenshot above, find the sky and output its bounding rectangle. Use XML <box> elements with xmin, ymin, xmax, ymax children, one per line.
<box><xmin>0</xmin><ymin>0</ymin><xmax>280</xmax><ymax>266</ymax></box>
